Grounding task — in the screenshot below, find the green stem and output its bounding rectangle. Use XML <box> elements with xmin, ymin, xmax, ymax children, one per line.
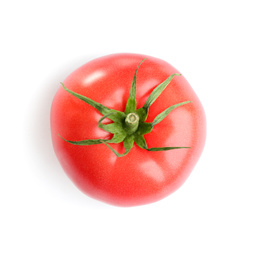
<box><xmin>124</xmin><ymin>113</ymin><xmax>139</xmax><ymax>134</ymax></box>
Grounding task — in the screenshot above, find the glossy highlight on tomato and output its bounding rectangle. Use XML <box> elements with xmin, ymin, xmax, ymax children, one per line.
<box><xmin>51</xmin><ymin>53</ymin><xmax>206</xmax><ymax>207</ymax></box>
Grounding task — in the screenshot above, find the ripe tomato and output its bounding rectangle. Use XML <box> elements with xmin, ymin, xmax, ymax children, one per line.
<box><xmin>51</xmin><ymin>53</ymin><xmax>206</xmax><ymax>207</ymax></box>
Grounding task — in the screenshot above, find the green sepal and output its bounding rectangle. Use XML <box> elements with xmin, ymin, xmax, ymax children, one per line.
<box><xmin>98</xmin><ymin>113</ymin><xmax>126</xmax><ymax>134</ymax></box>
<box><xmin>61</xmin><ymin>83</ymin><xmax>124</xmax><ymax>122</ymax></box>
<box><xmin>108</xmin><ymin>111</ymin><xmax>126</xmax><ymax>123</ymax></box>
<box><xmin>137</xmin><ymin>122</ymin><xmax>153</xmax><ymax>135</ymax></box>
<box><xmin>102</xmin><ymin>135</ymin><xmax>134</xmax><ymax>157</ymax></box>
<box><xmin>134</xmin><ymin>134</ymin><xmax>191</xmax><ymax>151</ymax></box>
<box><xmin>136</xmin><ymin>107</ymin><xmax>148</xmax><ymax>122</ymax></box>
<box><xmin>58</xmin><ymin>130</ymin><xmax>125</xmax><ymax>146</ymax></box>
<box><xmin>142</xmin><ymin>73</ymin><xmax>181</xmax><ymax>114</ymax></box>
<box><xmin>134</xmin><ymin>134</ymin><xmax>148</xmax><ymax>149</ymax></box>
<box><xmin>107</xmin><ymin>132</ymin><xmax>127</xmax><ymax>143</ymax></box>
<box><xmin>146</xmin><ymin>146</ymin><xmax>191</xmax><ymax>151</ymax></box>
<box><xmin>125</xmin><ymin>58</ymin><xmax>146</xmax><ymax>114</ymax></box>
<box><xmin>152</xmin><ymin>101</ymin><xmax>192</xmax><ymax>127</ymax></box>
<box><xmin>125</xmin><ymin>97</ymin><xmax>137</xmax><ymax>114</ymax></box>
<box><xmin>99</xmin><ymin>122</ymin><xmax>124</xmax><ymax>134</ymax></box>
<box><xmin>98</xmin><ymin>113</ymin><xmax>127</xmax><ymax>143</ymax></box>
<box><xmin>135</xmin><ymin>73</ymin><xmax>181</xmax><ymax>122</ymax></box>
<box><xmin>123</xmin><ymin>135</ymin><xmax>135</xmax><ymax>151</ymax></box>
<box><xmin>58</xmin><ymin>134</ymin><xmax>105</xmax><ymax>145</ymax></box>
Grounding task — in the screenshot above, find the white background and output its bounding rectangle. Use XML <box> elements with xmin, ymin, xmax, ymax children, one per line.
<box><xmin>1</xmin><ymin>1</ymin><xmax>257</xmax><ymax>259</ymax></box>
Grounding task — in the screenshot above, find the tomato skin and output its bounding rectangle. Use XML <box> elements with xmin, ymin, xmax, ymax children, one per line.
<box><xmin>51</xmin><ymin>53</ymin><xmax>206</xmax><ymax>207</ymax></box>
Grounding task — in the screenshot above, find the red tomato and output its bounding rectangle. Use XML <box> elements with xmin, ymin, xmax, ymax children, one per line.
<box><xmin>51</xmin><ymin>53</ymin><xmax>206</xmax><ymax>207</ymax></box>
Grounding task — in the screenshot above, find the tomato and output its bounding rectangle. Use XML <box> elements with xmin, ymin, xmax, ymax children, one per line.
<box><xmin>51</xmin><ymin>53</ymin><xmax>206</xmax><ymax>207</ymax></box>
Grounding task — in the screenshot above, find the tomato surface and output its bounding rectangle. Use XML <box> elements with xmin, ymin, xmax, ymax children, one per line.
<box><xmin>51</xmin><ymin>53</ymin><xmax>206</xmax><ymax>207</ymax></box>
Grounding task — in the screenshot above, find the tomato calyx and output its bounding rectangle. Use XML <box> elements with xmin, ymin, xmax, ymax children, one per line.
<box><xmin>59</xmin><ymin>59</ymin><xmax>192</xmax><ymax>157</ymax></box>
